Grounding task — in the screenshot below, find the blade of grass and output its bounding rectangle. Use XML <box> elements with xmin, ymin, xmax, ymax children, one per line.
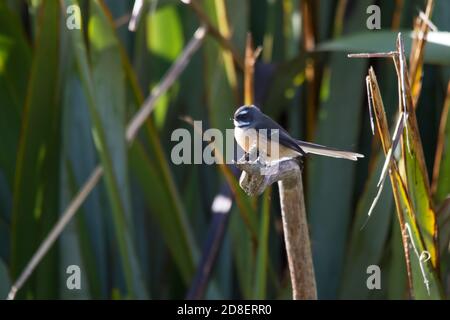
<box><xmin>385</xmin><ymin>212</ymin><xmax>408</xmax><ymax>299</ymax></box>
<box><xmin>230</xmin><ymin>206</ymin><xmax>254</xmax><ymax>299</ymax></box>
<box><xmin>0</xmin><ymin>259</ymin><xmax>10</xmax><ymax>298</ymax></box>
<box><xmin>215</xmin><ymin>0</ymin><xmax>238</xmax><ymax>101</ymax></box>
<box><xmin>252</xmin><ymin>188</ymin><xmax>271</xmax><ymax>299</ymax></box>
<box><xmin>58</xmin><ymin>161</ymin><xmax>91</xmax><ymax>299</ymax></box>
<box><xmin>122</xmin><ymin>28</ymin><xmax>207</xmax><ymax>286</ymax></box>
<box><xmin>186</xmin><ymin>27</ymin><xmax>260</xmax><ymax>298</ymax></box>
<box><xmin>146</xmin><ymin>2</ymin><xmax>184</xmax><ymax>129</ymax></box>
<box><xmin>264</xmin><ymin>55</ymin><xmax>305</xmax><ymax>120</ymax></box>
<box><xmin>307</xmin><ymin>0</ymin><xmax>371</xmax><ymax>299</ymax></box>
<box><xmin>65</xmin><ymin>160</ymin><xmax>105</xmax><ymax>298</ymax></box>
<box><xmin>60</xmin><ymin>62</ymin><xmax>108</xmax><ymax>298</ymax></box>
<box><xmin>393</xmin><ymin>170</ymin><xmax>442</xmax><ymax>299</ymax></box>
<box><xmin>129</xmin><ymin>142</ymin><xmax>197</xmax><ymax>283</ymax></box>
<box><xmin>184</xmin><ymin>0</ymin><xmax>244</xmax><ymax>70</ymax></box>
<box><xmin>7</xmin><ymin>2</ymin><xmax>207</xmax><ymax>299</ymax></box>
<box><xmin>10</xmin><ymin>0</ymin><xmax>60</xmax><ymax>299</ymax></box>
<box><xmin>395</xmin><ymin>34</ymin><xmax>438</xmax><ymax>268</ymax></box>
<box><xmin>0</xmin><ymin>2</ymin><xmax>31</xmax><ymax>267</ymax></box>
<box><xmin>0</xmin><ymin>2</ymin><xmax>31</xmax><ymax>187</ymax></box>
<box><xmin>432</xmin><ymin>82</ymin><xmax>450</xmax><ymax>203</ymax></box>
<box><xmin>339</xmin><ymin>152</ymin><xmax>393</xmax><ymax>299</ymax></box>
<box><xmin>437</xmin><ymin>197</ymin><xmax>450</xmax><ymax>257</ymax></box>
<box><xmin>201</xmin><ymin>1</ymin><xmax>259</xmax><ymax>239</ymax></box>
<box><xmin>186</xmin><ymin>184</ymin><xmax>233</xmax><ymax>299</ymax></box>
<box><xmin>367</xmin><ymin>66</ymin><xmax>443</xmax><ymax>299</ymax></box>
<box><xmin>64</xmin><ymin>0</ymin><xmax>147</xmax><ymax>298</ymax></box>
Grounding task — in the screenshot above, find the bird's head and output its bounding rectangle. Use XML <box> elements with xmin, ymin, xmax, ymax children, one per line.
<box><xmin>233</xmin><ymin>105</ymin><xmax>261</xmax><ymax>128</ymax></box>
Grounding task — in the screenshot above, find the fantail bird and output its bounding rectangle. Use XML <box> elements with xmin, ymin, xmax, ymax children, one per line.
<box><xmin>233</xmin><ymin>105</ymin><xmax>364</xmax><ymax>162</ymax></box>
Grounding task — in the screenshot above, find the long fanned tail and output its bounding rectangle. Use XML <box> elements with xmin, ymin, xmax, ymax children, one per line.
<box><xmin>297</xmin><ymin>140</ymin><xmax>364</xmax><ymax>161</ymax></box>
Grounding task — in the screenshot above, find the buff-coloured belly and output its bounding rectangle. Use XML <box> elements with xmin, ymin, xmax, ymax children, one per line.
<box><xmin>234</xmin><ymin>127</ymin><xmax>301</xmax><ymax>162</ymax></box>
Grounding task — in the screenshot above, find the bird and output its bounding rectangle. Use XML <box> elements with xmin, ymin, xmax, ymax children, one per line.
<box><xmin>233</xmin><ymin>105</ymin><xmax>364</xmax><ymax>163</ymax></box>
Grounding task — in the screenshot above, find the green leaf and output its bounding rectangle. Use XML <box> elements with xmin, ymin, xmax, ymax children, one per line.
<box><xmin>63</xmin><ymin>0</ymin><xmax>147</xmax><ymax>298</ymax></box>
<box><xmin>0</xmin><ymin>2</ymin><xmax>31</xmax><ymax>266</ymax></box>
<box><xmin>88</xmin><ymin>0</ymin><xmax>139</xmax><ymax>274</ymax></box>
<box><xmin>391</xmin><ymin>171</ymin><xmax>443</xmax><ymax>299</ymax></box>
<box><xmin>58</xmin><ymin>162</ymin><xmax>91</xmax><ymax>299</ymax></box>
<box><xmin>146</xmin><ymin>4</ymin><xmax>184</xmax><ymax>128</ymax></box>
<box><xmin>199</xmin><ymin>1</ymin><xmax>263</xmax><ymax>299</ymax></box>
<box><xmin>385</xmin><ymin>214</ymin><xmax>407</xmax><ymax>299</ymax></box>
<box><xmin>129</xmin><ymin>142</ymin><xmax>197</xmax><ymax>284</ymax></box>
<box><xmin>0</xmin><ymin>2</ymin><xmax>31</xmax><ymax>187</ymax></box>
<box><xmin>307</xmin><ymin>0</ymin><xmax>372</xmax><ymax>299</ymax></box>
<box><xmin>121</xmin><ymin>0</ymin><xmax>198</xmax><ymax>292</ymax></box>
<box><xmin>148</xmin><ymin>5</ymin><xmax>183</xmax><ymax>61</ymax></box>
<box><xmin>434</xmin><ymin>93</ymin><xmax>450</xmax><ymax>204</ymax></box>
<box><xmin>0</xmin><ymin>258</ymin><xmax>10</xmax><ymax>299</ymax></box>
<box><xmin>202</xmin><ymin>0</ymin><xmax>238</xmax><ymax>133</ymax></box>
<box><xmin>401</xmin><ymin>122</ymin><xmax>438</xmax><ymax>268</ymax></box>
<box><xmin>230</xmin><ymin>207</ymin><xmax>254</xmax><ymax>299</ymax></box>
<box><xmin>265</xmin><ymin>56</ymin><xmax>305</xmax><ymax>120</ymax></box>
<box><xmin>60</xmin><ymin>63</ymin><xmax>108</xmax><ymax>298</ymax></box>
<box><xmin>11</xmin><ymin>0</ymin><xmax>60</xmax><ymax>299</ymax></box>
<box><xmin>317</xmin><ymin>31</ymin><xmax>450</xmax><ymax>66</ymax></box>
<box><xmin>201</xmin><ymin>0</ymin><xmax>259</xmax><ymax>237</ymax></box>
<box><xmin>340</xmin><ymin>154</ymin><xmax>394</xmax><ymax>299</ymax></box>
<box><xmin>252</xmin><ymin>189</ymin><xmax>271</xmax><ymax>299</ymax></box>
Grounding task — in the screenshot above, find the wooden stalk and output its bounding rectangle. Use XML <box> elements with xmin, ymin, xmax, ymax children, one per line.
<box><xmin>236</xmin><ymin>152</ymin><xmax>317</xmax><ymax>300</ymax></box>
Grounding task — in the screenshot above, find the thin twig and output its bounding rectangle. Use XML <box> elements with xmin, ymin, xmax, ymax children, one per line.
<box><xmin>128</xmin><ymin>0</ymin><xmax>144</xmax><ymax>31</ymax></box>
<box><xmin>396</xmin><ymin>34</ymin><xmax>412</xmax><ymax>153</ymax></box>
<box><xmin>348</xmin><ymin>52</ymin><xmax>398</xmax><ymax>59</ymax></box>
<box><xmin>7</xmin><ymin>25</ymin><xmax>207</xmax><ymax>300</ymax></box>
<box><xmin>7</xmin><ymin>167</ymin><xmax>103</xmax><ymax>300</ymax></box>
<box><xmin>418</xmin><ymin>11</ymin><xmax>437</xmax><ymax>32</ymax></box>
<box><xmin>244</xmin><ymin>33</ymin><xmax>261</xmax><ymax>105</ymax></box>
<box><xmin>365</xmin><ymin>76</ymin><xmax>375</xmax><ymax>135</ymax></box>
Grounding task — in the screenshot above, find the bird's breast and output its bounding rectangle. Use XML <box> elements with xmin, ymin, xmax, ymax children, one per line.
<box><xmin>234</xmin><ymin>126</ymin><xmax>257</xmax><ymax>153</ymax></box>
<box><xmin>234</xmin><ymin>127</ymin><xmax>301</xmax><ymax>162</ymax></box>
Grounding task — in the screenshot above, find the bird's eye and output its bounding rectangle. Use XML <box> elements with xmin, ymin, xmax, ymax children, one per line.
<box><xmin>236</xmin><ymin>110</ymin><xmax>249</xmax><ymax>121</ymax></box>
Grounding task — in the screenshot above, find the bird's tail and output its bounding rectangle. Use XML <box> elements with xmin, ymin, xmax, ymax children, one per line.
<box><xmin>297</xmin><ymin>140</ymin><xmax>364</xmax><ymax>161</ymax></box>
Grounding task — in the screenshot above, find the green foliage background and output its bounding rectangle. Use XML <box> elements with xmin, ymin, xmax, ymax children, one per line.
<box><xmin>0</xmin><ymin>0</ymin><xmax>449</xmax><ymax>299</ymax></box>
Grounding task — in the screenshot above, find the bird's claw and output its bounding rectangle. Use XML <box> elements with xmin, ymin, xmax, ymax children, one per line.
<box><xmin>234</xmin><ymin>153</ymin><xmax>269</xmax><ymax>168</ymax></box>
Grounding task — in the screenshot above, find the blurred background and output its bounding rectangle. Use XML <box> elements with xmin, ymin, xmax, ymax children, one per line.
<box><xmin>0</xmin><ymin>0</ymin><xmax>449</xmax><ymax>299</ymax></box>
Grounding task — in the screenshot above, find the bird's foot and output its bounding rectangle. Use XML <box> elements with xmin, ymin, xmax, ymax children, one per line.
<box><xmin>234</xmin><ymin>152</ymin><xmax>250</xmax><ymax>165</ymax></box>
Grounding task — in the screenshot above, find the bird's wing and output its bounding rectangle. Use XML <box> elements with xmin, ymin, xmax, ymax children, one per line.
<box><xmin>252</xmin><ymin>112</ymin><xmax>364</xmax><ymax>161</ymax></box>
<box><xmin>253</xmin><ymin>114</ymin><xmax>306</xmax><ymax>156</ymax></box>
